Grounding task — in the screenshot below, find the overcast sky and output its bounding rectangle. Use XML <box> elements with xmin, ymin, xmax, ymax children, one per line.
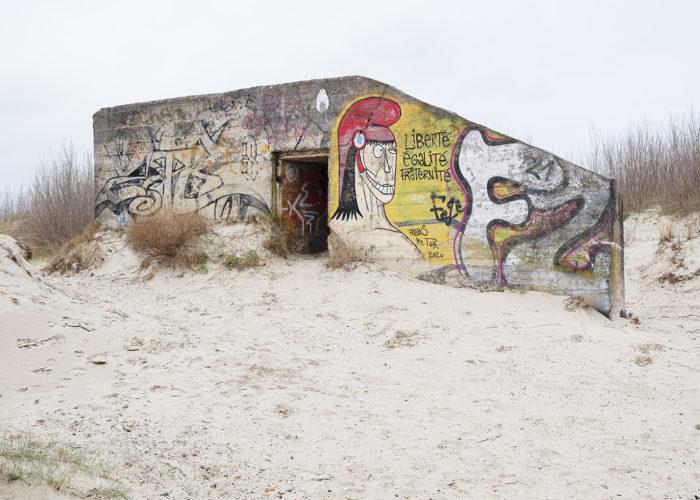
<box><xmin>1</xmin><ymin>0</ymin><xmax>698</xmax><ymax>189</ymax></box>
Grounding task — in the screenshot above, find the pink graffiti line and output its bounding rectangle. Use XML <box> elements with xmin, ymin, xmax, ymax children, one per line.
<box><xmin>490</xmin><ymin>199</ymin><xmax>581</xmax><ymax>286</ymax></box>
<box><xmin>448</xmin><ymin>128</ymin><xmax>472</xmax><ymax>274</ymax></box>
<box><xmin>558</xmin><ymin>209</ymin><xmax>613</xmax><ymax>270</ymax></box>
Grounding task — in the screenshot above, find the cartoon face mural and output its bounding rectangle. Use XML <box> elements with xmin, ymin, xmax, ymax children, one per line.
<box><xmin>358</xmin><ymin>140</ymin><xmax>397</xmax><ymax>204</ymax></box>
<box><xmin>332</xmin><ymin>97</ymin><xmax>401</xmax><ymax>230</ymax></box>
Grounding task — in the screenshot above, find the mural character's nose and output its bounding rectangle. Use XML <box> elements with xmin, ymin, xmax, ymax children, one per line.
<box><xmin>383</xmin><ymin>155</ymin><xmax>391</xmax><ymax>173</ymax></box>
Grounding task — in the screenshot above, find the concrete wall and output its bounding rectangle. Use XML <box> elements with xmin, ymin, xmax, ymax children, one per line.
<box><xmin>93</xmin><ymin>76</ymin><xmax>624</xmax><ymax>316</ymax></box>
<box><xmin>93</xmin><ymin>76</ymin><xmax>384</xmax><ymax>224</ymax></box>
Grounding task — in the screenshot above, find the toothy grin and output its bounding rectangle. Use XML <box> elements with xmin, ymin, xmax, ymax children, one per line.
<box><xmin>365</xmin><ymin>174</ymin><xmax>395</xmax><ymax>195</ymax></box>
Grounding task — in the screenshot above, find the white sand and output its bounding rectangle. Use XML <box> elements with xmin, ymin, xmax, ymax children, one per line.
<box><xmin>0</xmin><ymin>212</ymin><xmax>698</xmax><ymax>498</ymax></box>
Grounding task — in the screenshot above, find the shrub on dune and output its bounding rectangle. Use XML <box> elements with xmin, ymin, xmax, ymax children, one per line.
<box><xmin>126</xmin><ymin>209</ymin><xmax>210</xmax><ymax>270</ymax></box>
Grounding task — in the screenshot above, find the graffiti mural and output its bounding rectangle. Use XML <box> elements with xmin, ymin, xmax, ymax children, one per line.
<box><xmin>95</xmin><ymin>154</ymin><xmax>269</xmax><ymax>221</ymax></box>
<box><xmin>451</xmin><ymin>128</ymin><xmax>584</xmax><ymax>286</ymax></box>
<box><xmin>94</xmin><ymin>82</ymin><xmax>345</xmax><ymax>223</ymax></box>
<box><xmin>241</xmin><ymin>92</ymin><xmax>324</xmax><ymax>150</ymax></box>
<box><xmin>329</xmin><ymin>92</ymin><xmax>621</xmax><ymax>314</ymax></box>
<box><xmin>555</xmin><ymin>199</ymin><xmax>614</xmax><ymax>271</ymax></box>
<box><xmin>95</xmin><ymin>148</ymin><xmax>270</xmax><ymax>222</ymax></box>
<box><xmin>331</xmin><ymin>97</ymin><xmax>401</xmax><ymax>231</ymax></box>
<box><xmin>94</xmin><ymin>77</ymin><xmax>622</xmax><ymax>315</ymax></box>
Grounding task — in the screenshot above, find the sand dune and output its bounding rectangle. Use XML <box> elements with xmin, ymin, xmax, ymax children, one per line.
<box><xmin>0</xmin><ymin>212</ymin><xmax>698</xmax><ymax>498</ymax></box>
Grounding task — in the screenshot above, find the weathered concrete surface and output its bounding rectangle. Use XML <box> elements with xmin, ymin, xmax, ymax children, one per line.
<box><xmin>93</xmin><ymin>77</ymin><xmax>385</xmax><ymax>225</ymax></box>
<box><xmin>93</xmin><ymin>76</ymin><xmax>624</xmax><ymax>316</ymax></box>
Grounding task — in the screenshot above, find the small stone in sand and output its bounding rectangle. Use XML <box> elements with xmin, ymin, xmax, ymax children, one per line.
<box><xmin>88</xmin><ymin>354</ymin><xmax>107</xmax><ymax>365</ymax></box>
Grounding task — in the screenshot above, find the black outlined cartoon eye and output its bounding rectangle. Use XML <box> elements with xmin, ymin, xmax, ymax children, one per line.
<box><xmin>372</xmin><ymin>145</ymin><xmax>385</xmax><ymax>158</ymax></box>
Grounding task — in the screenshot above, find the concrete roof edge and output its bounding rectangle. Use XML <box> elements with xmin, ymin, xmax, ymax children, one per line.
<box><xmin>92</xmin><ymin>75</ymin><xmax>388</xmax><ymax>117</ymax></box>
<box><xmin>92</xmin><ymin>75</ymin><xmax>610</xmax><ymax>181</ymax></box>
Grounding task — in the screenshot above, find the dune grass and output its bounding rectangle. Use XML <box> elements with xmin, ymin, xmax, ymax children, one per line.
<box><xmin>262</xmin><ymin>215</ymin><xmax>301</xmax><ymax>258</ymax></box>
<box><xmin>326</xmin><ymin>233</ymin><xmax>370</xmax><ymax>269</ymax></box>
<box><xmin>584</xmin><ymin>110</ymin><xmax>700</xmax><ymax>214</ymax></box>
<box><xmin>225</xmin><ymin>250</ymin><xmax>263</xmax><ymax>270</ymax></box>
<box><xmin>44</xmin><ymin>221</ymin><xmax>104</xmax><ymax>274</ymax></box>
<box><xmin>0</xmin><ymin>145</ymin><xmax>94</xmax><ymax>254</ymax></box>
<box><xmin>126</xmin><ymin>209</ymin><xmax>210</xmax><ymax>270</ymax></box>
<box><xmin>0</xmin><ymin>430</ymin><xmax>127</xmax><ymax>498</ymax></box>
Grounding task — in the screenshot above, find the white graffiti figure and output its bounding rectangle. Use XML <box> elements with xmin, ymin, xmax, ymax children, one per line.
<box><xmin>282</xmin><ymin>182</ymin><xmax>319</xmax><ymax>237</ymax></box>
<box><xmin>455</xmin><ymin>129</ymin><xmax>566</xmax><ymax>283</ymax></box>
<box><xmin>316</xmin><ymin>88</ymin><xmax>329</xmax><ymax>113</ymax></box>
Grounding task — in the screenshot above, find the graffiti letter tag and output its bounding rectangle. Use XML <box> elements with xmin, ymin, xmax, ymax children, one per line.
<box><xmin>430</xmin><ymin>193</ymin><xmax>463</xmax><ymax>226</ymax></box>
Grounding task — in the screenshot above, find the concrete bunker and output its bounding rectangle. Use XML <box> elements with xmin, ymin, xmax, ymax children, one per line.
<box><xmin>93</xmin><ymin>76</ymin><xmax>624</xmax><ymax>317</ymax></box>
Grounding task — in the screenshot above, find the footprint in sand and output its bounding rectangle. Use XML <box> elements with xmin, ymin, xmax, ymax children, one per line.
<box><xmin>187</xmin><ymin>356</ymin><xmax>204</xmax><ymax>368</ymax></box>
<box><xmin>66</xmin><ymin>367</ymin><xmax>87</xmax><ymax>377</ymax></box>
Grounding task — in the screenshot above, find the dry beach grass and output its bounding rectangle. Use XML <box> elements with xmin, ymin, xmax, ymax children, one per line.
<box><xmin>0</xmin><ymin>431</ymin><xmax>126</xmax><ymax>498</ymax></box>
<box><xmin>585</xmin><ymin>109</ymin><xmax>700</xmax><ymax>214</ymax></box>
<box><xmin>126</xmin><ymin>210</ymin><xmax>210</xmax><ymax>269</ymax></box>
<box><xmin>263</xmin><ymin>215</ymin><xmax>301</xmax><ymax>258</ymax></box>
<box><xmin>0</xmin><ymin>146</ymin><xmax>93</xmax><ymax>253</ymax></box>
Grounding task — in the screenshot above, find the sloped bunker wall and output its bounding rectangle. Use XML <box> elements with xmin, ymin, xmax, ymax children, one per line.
<box><xmin>327</xmin><ymin>94</ymin><xmax>624</xmax><ymax>317</ymax></box>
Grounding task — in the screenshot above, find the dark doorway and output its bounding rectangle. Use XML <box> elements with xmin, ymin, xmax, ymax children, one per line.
<box><xmin>279</xmin><ymin>155</ymin><xmax>329</xmax><ymax>254</ymax></box>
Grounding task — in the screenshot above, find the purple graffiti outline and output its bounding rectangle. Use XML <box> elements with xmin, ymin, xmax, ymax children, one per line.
<box><xmin>448</xmin><ymin>127</ymin><xmax>472</xmax><ymax>275</ymax></box>
<box><xmin>558</xmin><ymin>212</ymin><xmax>612</xmax><ymax>270</ymax></box>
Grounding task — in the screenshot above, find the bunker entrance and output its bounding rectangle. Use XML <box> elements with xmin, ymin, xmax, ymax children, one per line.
<box><xmin>278</xmin><ymin>153</ymin><xmax>329</xmax><ymax>254</ymax></box>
